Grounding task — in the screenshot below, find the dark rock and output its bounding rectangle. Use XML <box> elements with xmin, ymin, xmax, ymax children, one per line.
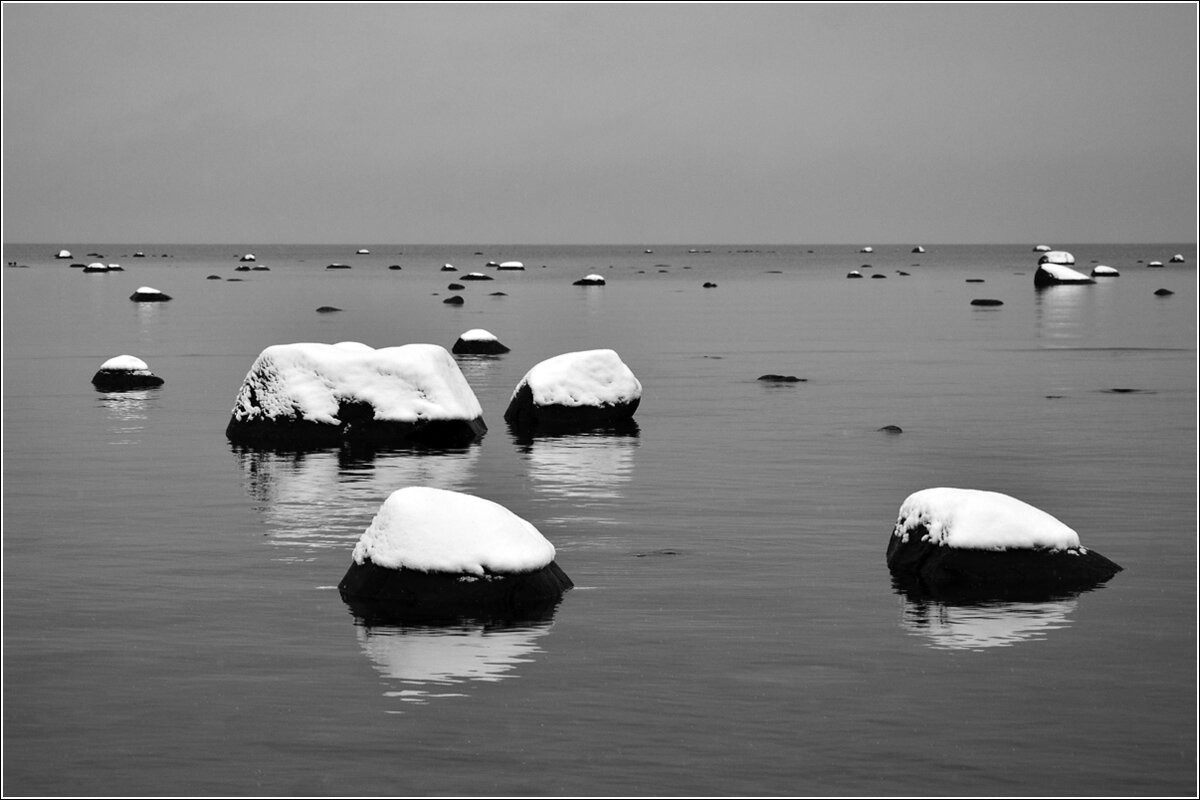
<box><xmin>447</xmin><ymin>282</ymin><xmax>465</xmax><ymax>290</ymax></box>
<box><xmin>878</xmin><ymin>425</ymin><xmax>903</xmax><ymax>433</ymax></box>
<box><xmin>69</xmin><ymin>263</ymin><xmax>87</xmax><ymax>269</ymax></box>
<box><xmin>572</xmin><ymin>275</ymin><xmax>606</xmax><ymax>286</ymax></box>
<box><xmin>251</xmin><ymin>266</ymin><xmax>270</xmax><ymax>271</ymax></box>
<box><xmin>1034</xmin><ymin>265</ymin><xmax>1095</xmax><ymax>287</ymax></box>
<box><xmin>1154</xmin><ymin>288</ymin><xmax>1174</xmax><ymax>296</ymax></box>
<box><xmin>326</xmin><ymin>263</ymin><xmax>351</xmax><ymax>270</ymax></box>
<box><xmin>388</xmin><ymin>264</ymin><xmax>402</xmax><ymax>270</ymax></box>
<box><xmin>703</xmin><ymin>282</ymin><xmax>718</xmax><ymax>288</ymax></box>
<box><xmin>846</xmin><ymin>271</ymin><xmax>863</xmax><ymax>279</ymax></box>
<box><xmin>315</xmin><ymin>306</ymin><xmax>342</xmax><ymax>313</ymax></box>
<box><xmin>505</xmin><ymin>383</ymin><xmax>639</xmax><ymax>434</ymax></box>
<box><xmin>970</xmin><ymin>298</ymin><xmax>1003</xmax><ymax>306</ymax></box>
<box><xmin>886</xmin><ymin>526</ymin><xmax>1122</xmax><ymax>603</ymax></box>
<box><xmin>871</xmin><ymin>274</ymin><xmax>887</xmax><ymax>279</ymax></box>
<box><xmin>461</xmin><ymin>273</ymin><xmax>494</xmax><ymax>281</ymax></box>
<box><xmin>490</xmin><ymin>292</ymin><xmax>508</xmax><ymax>296</ymax></box>
<box><xmin>443</xmin><ymin>295</ymin><xmax>465</xmax><ymax>305</ymax></box>
<box><xmin>965</xmin><ymin>278</ymin><xmax>985</xmax><ymax>283</ymax></box>
<box><xmin>452</xmin><ymin>332</ymin><xmax>510</xmax><ymax>355</ymax></box>
<box><xmin>757</xmin><ymin>374</ymin><xmax>805</xmax><ymax>383</ymax></box>
<box><xmin>92</xmin><ymin>369</ymin><xmax>165</xmax><ymax>391</ymax></box>
<box><xmin>235</xmin><ymin>264</ymin><xmax>252</xmax><ymax>271</ymax></box>
<box><xmin>206</xmin><ymin>275</ymin><xmax>222</xmax><ymax>280</ymax></box>
<box><xmin>338</xmin><ymin>559</ymin><xmax>572</xmax><ymax>625</ymax></box>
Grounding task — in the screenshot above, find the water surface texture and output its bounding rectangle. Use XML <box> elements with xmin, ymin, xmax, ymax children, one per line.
<box><xmin>3</xmin><ymin>243</ymin><xmax>1196</xmax><ymax>795</ymax></box>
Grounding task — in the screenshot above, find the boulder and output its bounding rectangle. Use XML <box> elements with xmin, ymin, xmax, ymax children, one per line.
<box><xmin>55</xmin><ymin>249</ymin><xmax>72</xmax><ymax>259</ymax></box>
<box><xmin>504</xmin><ymin>349</ymin><xmax>641</xmax><ymax>433</ymax></box>
<box><xmin>441</xmin><ymin>263</ymin><xmax>457</xmax><ymax>271</ymax></box>
<box><xmin>315</xmin><ymin>306</ymin><xmax>342</xmax><ymax>313</ymax></box>
<box><xmin>1148</xmin><ymin>261</ymin><xmax>1163</xmax><ymax>268</ymax></box>
<box><xmin>235</xmin><ymin>264</ymin><xmax>252</xmax><ymax>271</ymax></box>
<box><xmin>970</xmin><ymin>299</ymin><xmax>1003</xmax><ymax>306</ymax></box>
<box><xmin>240</xmin><ymin>253</ymin><xmax>256</xmax><ymax>262</ymax></box>
<box><xmin>1033</xmin><ymin>245</ymin><xmax>1052</xmax><ymax>252</ymax></box>
<box><xmin>1091</xmin><ymin>265</ymin><xmax>1120</xmax><ymax>277</ymax></box>
<box><xmin>207</xmin><ymin>275</ymin><xmax>223</xmax><ymax>280</ymax></box>
<box><xmin>1034</xmin><ymin>263</ymin><xmax>1095</xmax><ymax>287</ymax></box>
<box><xmin>129</xmin><ymin>286</ymin><xmax>172</xmax><ymax>301</ymax></box>
<box><xmin>443</xmin><ymin>295</ymin><xmax>465</xmax><ymax>305</ymax></box>
<box><xmin>388</xmin><ymin>264</ymin><xmax>402</xmax><ymax>270</ymax></box>
<box><xmin>461</xmin><ymin>272</ymin><xmax>494</xmax><ymax>281</ymax></box>
<box><xmin>1037</xmin><ymin>250</ymin><xmax>1075</xmax><ymax>266</ymax></box>
<box><xmin>497</xmin><ymin>261</ymin><xmax>525</xmax><ymax>270</ymax></box>
<box><xmin>452</xmin><ymin>329</ymin><xmax>510</xmax><ymax>355</ymax></box>
<box><xmin>758</xmin><ymin>374</ymin><xmax>805</xmax><ymax>383</ymax></box>
<box><xmin>860</xmin><ymin>246</ymin><xmax>874</xmax><ymax>253</ymax></box>
<box><xmin>447</xmin><ymin>282</ymin><xmax>465</xmax><ymax>290</ymax></box>
<box><xmin>224</xmin><ymin>342</ymin><xmax>486</xmax><ymax>448</ymax></box>
<box><xmin>338</xmin><ymin>487</ymin><xmax>572</xmax><ymax>624</ymax></box>
<box><xmin>846</xmin><ymin>270</ymin><xmax>863</xmax><ymax>279</ymax></box>
<box><xmin>1154</xmin><ymin>288</ymin><xmax>1174</xmax><ymax>296</ymax></box>
<box><xmin>106</xmin><ymin>263</ymin><xmax>124</xmax><ymax>271</ymax></box>
<box><xmin>82</xmin><ymin>262</ymin><xmax>110</xmax><ymax>273</ymax></box>
<box><xmin>572</xmin><ymin>274</ymin><xmax>606</xmax><ymax>286</ymax></box>
<box><xmin>1169</xmin><ymin>254</ymin><xmax>1185</xmax><ymax>263</ymax></box>
<box><xmin>326</xmin><ymin>263</ymin><xmax>351</xmax><ymax>270</ymax></box>
<box><xmin>703</xmin><ymin>282</ymin><xmax>718</xmax><ymax>288</ymax></box>
<box><xmin>356</xmin><ymin>248</ymin><xmax>370</xmax><ymax>254</ymax></box>
<box><xmin>912</xmin><ymin>246</ymin><xmax>926</xmax><ymax>254</ymax></box>
<box><xmin>886</xmin><ymin>488</ymin><xmax>1122</xmax><ymax>602</ymax></box>
<box><xmin>92</xmin><ymin>355</ymin><xmax>165</xmax><ymax>390</ymax></box>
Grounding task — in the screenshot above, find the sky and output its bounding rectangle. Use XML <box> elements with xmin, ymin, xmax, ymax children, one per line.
<box><xmin>2</xmin><ymin>3</ymin><xmax>1196</xmax><ymax>245</ymax></box>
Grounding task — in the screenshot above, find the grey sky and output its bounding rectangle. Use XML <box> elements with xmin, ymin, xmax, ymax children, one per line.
<box><xmin>3</xmin><ymin>3</ymin><xmax>1196</xmax><ymax>244</ymax></box>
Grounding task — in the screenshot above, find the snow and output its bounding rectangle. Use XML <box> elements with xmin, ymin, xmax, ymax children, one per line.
<box><xmin>499</xmin><ymin>261</ymin><xmax>524</xmax><ymax>268</ymax></box>
<box><xmin>351</xmin><ymin>486</ymin><xmax>556</xmax><ymax>574</ymax></box>
<box><xmin>134</xmin><ymin>286</ymin><xmax>165</xmax><ymax>295</ymax></box>
<box><xmin>229</xmin><ymin>342</ymin><xmax>483</xmax><ymax>424</ymax></box>
<box><xmin>513</xmin><ymin>349</ymin><xmax>641</xmax><ymax>408</ymax></box>
<box><xmin>99</xmin><ymin>355</ymin><xmax>150</xmax><ymax>372</ymax></box>
<box><xmin>1038</xmin><ymin>250</ymin><xmax>1075</xmax><ymax>265</ymax></box>
<box><xmin>1037</xmin><ymin>263</ymin><xmax>1092</xmax><ymax>282</ymax></box>
<box><xmin>1091</xmin><ymin>265</ymin><xmax>1120</xmax><ymax>276</ymax></box>
<box><xmin>459</xmin><ymin>329</ymin><xmax>499</xmax><ymax>342</ymax></box>
<box><xmin>892</xmin><ymin>488</ymin><xmax>1082</xmax><ymax>552</ymax></box>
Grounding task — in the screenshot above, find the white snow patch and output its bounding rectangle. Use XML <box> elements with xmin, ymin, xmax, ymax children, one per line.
<box><xmin>134</xmin><ymin>286</ymin><xmax>165</xmax><ymax>295</ymax></box>
<box><xmin>99</xmin><ymin>355</ymin><xmax>150</xmax><ymax>372</ymax></box>
<box><xmin>513</xmin><ymin>349</ymin><xmax>641</xmax><ymax>408</ymax></box>
<box><xmin>57</xmin><ymin>249</ymin><xmax>72</xmax><ymax>258</ymax></box>
<box><xmin>1037</xmin><ymin>263</ymin><xmax>1092</xmax><ymax>282</ymax></box>
<box><xmin>1034</xmin><ymin>244</ymin><xmax>1052</xmax><ymax>252</ymax></box>
<box><xmin>352</xmin><ymin>486</ymin><xmax>556</xmax><ymax>574</ymax></box>
<box><xmin>87</xmin><ymin>262</ymin><xmax>108</xmax><ymax>270</ymax></box>
<box><xmin>892</xmin><ymin>488</ymin><xmax>1082</xmax><ymax>552</ymax></box>
<box><xmin>459</xmin><ymin>329</ymin><xmax>498</xmax><ymax>342</ymax></box>
<box><xmin>499</xmin><ymin>261</ymin><xmax>524</xmax><ymax>268</ymax></box>
<box><xmin>1091</xmin><ymin>265</ymin><xmax>1120</xmax><ymax>276</ymax></box>
<box><xmin>229</xmin><ymin>342</ymin><xmax>483</xmax><ymax>424</ymax></box>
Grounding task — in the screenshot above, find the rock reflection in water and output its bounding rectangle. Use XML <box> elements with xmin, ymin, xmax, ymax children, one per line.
<box><xmin>354</xmin><ymin>620</ymin><xmax>552</xmax><ymax>706</ymax></box>
<box><xmin>97</xmin><ymin>389</ymin><xmax>155</xmax><ymax>445</ymax></box>
<box><xmin>1033</xmin><ymin>283</ymin><xmax>1095</xmax><ymax>343</ymax></box>
<box><xmin>232</xmin><ymin>445</ymin><xmax>480</xmax><ymax>558</ymax></box>
<box><xmin>899</xmin><ymin>596</ymin><xmax>1077</xmax><ymax>651</ymax></box>
<box><xmin>518</xmin><ymin>430</ymin><xmax>639</xmax><ymax>526</ymax></box>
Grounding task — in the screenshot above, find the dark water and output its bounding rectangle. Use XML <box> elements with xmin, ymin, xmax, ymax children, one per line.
<box><xmin>3</xmin><ymin>243</ymin><xmax>1196</xmax><ymax>795</ymax></box>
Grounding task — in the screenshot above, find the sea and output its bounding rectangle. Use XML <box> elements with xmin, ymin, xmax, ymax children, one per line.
<box><xmin>2</xmin><ymin>242</ymin><xmax>1196</xmax><ymax>796</ymax></box>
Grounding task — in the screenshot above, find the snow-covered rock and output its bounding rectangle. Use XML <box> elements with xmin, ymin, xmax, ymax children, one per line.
<box><xmin>1033</xmin><ymin>244</ymin><xmax>1052</xmax><ymax>252</ymax></box>
<box><xmin>441</xmin><ymin>263</ymin><xmax>457</xmax><ymax>272</ymax></box>
<box><xmin>338</xmin><ymin>487</ymin><xmax>573</xmax><ymax>623</ymax></box>
<box><xmin>497</xmin><ymin>261</ymin><xmax>525</xmax><ymax>270</ymax></box>
<box><xmin>846</xmin><ymin>270</ymin><xmax>863</xmax><ymax>279</ymax></box>
<box><xmin>1169</xmin><ymin>254</ymin><xmax>1185</xmax><ymax>263</ymax></box>
<box><xmin>225</xmin><ymin>342</ymin><xmax>486</xmax><ymax>447</ymax></box>
<box><xmin>1034</xmin><ymin>263</ymin><xmax>1095</xmax><ymax>287</ymax></box>
<box><xmin>83</xmin><ymin>262</ymin><xmax>109</xmax><ymax>273</ymax></box>
<box><xmin>56</xmin><ymin>249</ymin><xmax>72</xmax><ymax>259</ymax></box>
<box><xmin>92</xmin><ymin>355</ymin><xmax>165</xmax><ymax>390</ymax></box>
<box><xmin>461</xmin><ymin>272</ymin><xmax>493</xmax><ymax>281</ymax></box>
<box><xmin>1091</xmin><ymin>265</ymin><xmax>1120</xmax><ymax>277</ymax></box>
<box><xmin>240</xmin><ymin>253</ymin><xmax>256</xmax><ymax>262</ymax></box>
<box><xmin>1147</xmin><ymin>260</ymin><xmax>1163</xmax><ymax>268</ymax></box>
<box><xmin>572</xmin><ymin>274</ymin><xmax>606</xmax><ymax>286</ymax></box>
<box><xmin>129</xmin><ymin>286</ymin><xmax>172</xmax><ymax>301</ymax></box>
<box><xmin>1038</xmin><ymin>250</ymin><xmax>1075</xmax><ymax>266</ymax></box>
<box><xmin>452</xmin><ymin>328</ymin><xmax>510</xmax><ymax>355</ymax></box>
<box><xmin>860</xmin><ymin>246</ymin><xmax>874</xmax><ymax>253</ymax></box>
<box><xmin>912</xmin><ymin>246</ymin><xmax>925</xmax><ymax>254</ymax></box>
<box><xmin>356</xmin><ymin>248</ymin><xmax>370</xmax><ymax>254</ymax></box>
<box><xmin>504</xmin><ymin>349</ymin><xmax>641</xmax><ymax>432</ymax></box>
<box><xmin>886</xmin><ymin>488</ymin><xmax>1122</xmax><ymax>600</ymax></box>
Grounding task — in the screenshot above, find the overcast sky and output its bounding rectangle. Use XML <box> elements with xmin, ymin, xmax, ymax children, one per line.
<box><xmin>2</xmin><ymin>3</ymin><xmax>1196</xmax><ymax>244</ymax></box>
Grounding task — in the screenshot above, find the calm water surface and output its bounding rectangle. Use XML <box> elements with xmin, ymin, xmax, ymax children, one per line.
<box><xmin>3</xmin><ymin>243</ymin><xmax>1196</xmax><ymax>795</ymax></box>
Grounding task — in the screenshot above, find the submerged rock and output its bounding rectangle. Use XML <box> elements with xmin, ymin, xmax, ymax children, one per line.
<box><xmin>315</xmin><ymin>306</ymin><xmax>342</xmax><ymax>313</ymax></box>
<box><xmin>505</xmin><ymin>349</ymin><xmax>641</xmax><ymax>433</ymax></box>
<box><xmin>92</xmin><ymin>355</ymin><xmax>165</xmax><ymax>390</ymax></box>
<box><xmin>224</xmin><ymin>342</ymin><xmax>486</xmax><ymax>448</ymax></box>
<box><xmin>338</xmin><ymin>487</ymin><xmax>572</xmax><ymax>624</ymax></box>
<box><xmin>886</xmin><ymin>488</ymin><xmax>1121</xmax><ymax>601</ymax></box>
<box><xmin>1169</xmin><ymin>254</ymin><xmax>1185</xmax><ymax>263</ymax></box>
<box><xmin>326</xmin><ymin>263</ymin><xmax>351</xmax><ymax>270</ymax></box>
<box><xmin>758</xmin><ymin>374</ymin><xmax>805</xmax><ymax>383</ymax></box>
<box><xmin>878</xmin><ymin>425</ymin><xmax>903</xmax><ymax>433</ymax></box>
<box><xmin>452</xmin><ymin>328</ymin><xmax>510</xmax><ymax>355</ymax></box>
<box><xmin>970</xmin><ymin>298</ymin><xmax>1003</xmax><ymax>306</ymax></box>
<box><xmin>461</xmin><ymin>272</ymin><xmax>494</xmax><ymax>281</ymax></box>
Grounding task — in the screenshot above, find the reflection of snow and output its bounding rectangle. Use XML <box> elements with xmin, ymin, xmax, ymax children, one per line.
<box><xmin>900</xmin><ymin>597</ymin><xmax>1077</xmax><ymax>651</ymax></box>
<box><xmin>234</xmin><ymin>447</ymin><xmax>479</xmax><ymax>558</ymax></box>
<box><xmin>523</xmin><ymin>434</ymin><xmax>638</xmax><ymax>524</ymax></box>
<box><xmin>98</xmin><ymin>389</ymin><xmax>152</xmax><ymax>445</ymax></box>
<box><xmin>1034</xmin><ymin>284</ymin><xmax>1092</xmax><ymax>342</ymax></box>
<box><xmin>356</xmin><ymin>621</ymin><xmax>551</xmax><ymax>705</ymax></box>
